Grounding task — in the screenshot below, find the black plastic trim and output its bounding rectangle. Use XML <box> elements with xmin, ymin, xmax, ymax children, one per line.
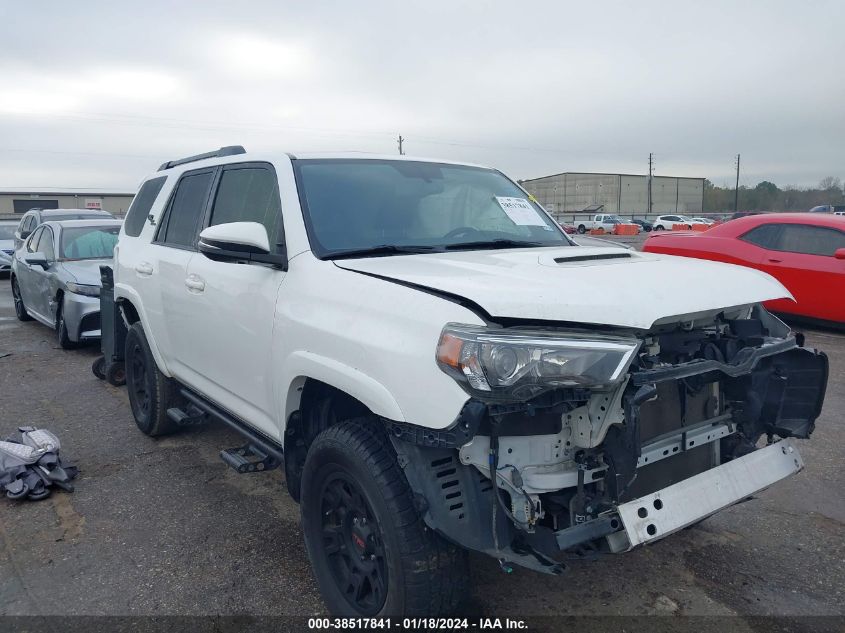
<box><xmin>158</xmin><ymin>145</ymin><xmax>246</xmax><ymax>171</ymax></box>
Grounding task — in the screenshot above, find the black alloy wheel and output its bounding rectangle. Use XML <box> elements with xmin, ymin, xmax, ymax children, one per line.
<box><xmin>320</xmin><ymin>472</ymin><xmax>388</xmax><ymax>614</ymax></box>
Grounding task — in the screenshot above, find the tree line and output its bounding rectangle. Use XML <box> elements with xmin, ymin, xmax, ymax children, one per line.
<box><xmin>703</xmin><ymin>177</ymin><xmax>844</xmax><ymax>213</ymax></box>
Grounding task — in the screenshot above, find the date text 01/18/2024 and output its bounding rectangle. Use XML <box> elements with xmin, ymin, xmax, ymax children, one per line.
<box><xmin>307</xmin><ymin>618</ymin><xmax>528</xmax><ymax>630</ymax></box>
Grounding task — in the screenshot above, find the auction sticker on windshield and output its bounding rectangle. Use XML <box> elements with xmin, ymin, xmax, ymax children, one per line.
<box><xmin>495</xmin><ymin>196</ymin><xmax>546</xmax><ymax>226</ymax></box>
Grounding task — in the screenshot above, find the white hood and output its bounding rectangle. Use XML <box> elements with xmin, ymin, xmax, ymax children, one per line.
<box><xmin>335</xmin><ymin>246</ymin><xmax>792</xmax><ymax>330</ymax></box>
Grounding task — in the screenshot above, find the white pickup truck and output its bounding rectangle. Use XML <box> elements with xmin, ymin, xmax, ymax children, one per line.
<box><xmin>576</xmin><ymin>214</ymin><xmax>630</xmax><ymax>234</ymax></box>
<box><xmin>112</xmin><ymin>146</ymin><xmax>828</xmax><ymax>617</ymax></box>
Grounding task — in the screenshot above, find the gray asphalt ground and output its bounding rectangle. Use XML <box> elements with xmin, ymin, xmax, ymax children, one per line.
<box><xmin>0</xmin><ymin>255</ymin><xmax>843</xmax><ymax>630</ymax></box>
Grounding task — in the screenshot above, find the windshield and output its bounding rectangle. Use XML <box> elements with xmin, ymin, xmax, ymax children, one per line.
<box><xmin>60</xmin><ymin>226</ymin><xmax>120</xmax><ymax>260</ymax></box>
<box><xmin>0</xmin><ymin>225</ymin><xmax>15</xmax><ymax>240</ymax></box>
<box><xmin>294</xmin><ymin>159</ymin><xmax>570</xmax><ymax>258</ymax></box>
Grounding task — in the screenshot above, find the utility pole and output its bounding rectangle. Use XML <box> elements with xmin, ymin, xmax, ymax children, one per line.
<box><xmin>397</xmin><ymin>135</ymin><xmax>404</xmax><ymax>155</ymax></box>
<box><xmin>734</xmin><ymin>154</ymin><xmax>741</xmax><ymax>212</ymax></box>
<box><xmin>647</xmin><ymin>153</ymin><xmax>654</xmax><ymax>215</ymax></box>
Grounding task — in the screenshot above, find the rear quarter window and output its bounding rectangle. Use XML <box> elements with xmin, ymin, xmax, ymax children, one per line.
<box><xmin>124</xmin><ymin>176</ymin><xmax>167</xmax><ymax>237</ymax></box>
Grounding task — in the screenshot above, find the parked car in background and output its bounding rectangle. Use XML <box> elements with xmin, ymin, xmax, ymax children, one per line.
<box><xmin>652</xmin><ymin>215</ymin><xmax>704</xmax><ymax>230</ymax></box>
<box><xmin>690</xmin><ymin>217</ymin><xmax>715</xmax><ymax>226</ymax></box>
<box><xmin>809</xmin><ymin>205</ymin><xmax>834</xmax><ymax>213</ymax></box>
<box><xmin>628</xmin><ymin>218</ymin><xmax>653</xmax><ymax>232</ymax></box>
<box><xmin>643</xmin><ymin>213</ymin><xmax>845</xmax><ymax>325</ymax></box>
<box><xmin>0</xmin><ymin>221</ymin><xmax>16</xmax><ymax>275</ymax></box>
<box><xmin>13</xmin><ymin>208</ymin><xmax>116</xmax><ymax>250</ymax></box>
<box><xmin>559</xmin><ymin>222</ymin><xmax>577</xmax><ymax>234</ymax></box>
<box><xmin>576</xmin><ymin>214</ymin><xmax>627</xmax><ymax>234</ymax></box>
<box><xmin>11</xmin><ymin>219</ymin><xmax>122</xmax><ymax>348</ymax></box>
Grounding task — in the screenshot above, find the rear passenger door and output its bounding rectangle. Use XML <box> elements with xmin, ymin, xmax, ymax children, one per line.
<box><xmin>181</xmin><ymin>162</ymin><xmax>286</xmax><ymax>439</ymax></box>
<box><xmin>148</xmin><ymin>167</ymin><xmax>216</xmax><ymax>376</ymax></box>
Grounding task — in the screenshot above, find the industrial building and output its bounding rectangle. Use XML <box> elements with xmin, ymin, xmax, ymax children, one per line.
<box><xmin>0</xmin><ymin>189</ymin><xmax>134</xmax><ymax>220</ymax></box>
<box><xmin>519</xmin><ymin>172</ymin><xmax>705</xmax><ymax>219</ymax></box>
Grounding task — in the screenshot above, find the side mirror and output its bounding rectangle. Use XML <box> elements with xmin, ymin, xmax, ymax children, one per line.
<box><xmin>199</xmin><ymin>222</ymin><xmax>287</xmax><ymax>269</ymax></box>
<box><xmin>835</xmin><ymin>248</ymin><xmax>845</xmax><ymax>260</ymax></box>
<box><xmin>24</xmin><ymin>253</ymin><xmax>49</xmax><ymax>268</ymax></box>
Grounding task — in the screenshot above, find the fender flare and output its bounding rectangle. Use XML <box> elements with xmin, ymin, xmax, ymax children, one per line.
<box><xmin>114</xmin><ymin>283</ymin><xmax>172</xmax><ymax>377</ymax></box>
<box><xmin>282</xmin><ymin>350</ymin><xmax>405</xmax><ymax>423</ymax></box>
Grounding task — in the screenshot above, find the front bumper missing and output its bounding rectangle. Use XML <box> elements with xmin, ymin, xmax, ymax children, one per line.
<box><xmin>609</xmin><ymin>438</ymin><xmax>803</xmax><ymax>551</ymax></box>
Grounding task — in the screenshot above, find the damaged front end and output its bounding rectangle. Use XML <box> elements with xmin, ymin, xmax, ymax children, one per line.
<box><xmin>388</xmin><ymin>305</ymin><xmax>828</xmax><ymax>575</ymax></box>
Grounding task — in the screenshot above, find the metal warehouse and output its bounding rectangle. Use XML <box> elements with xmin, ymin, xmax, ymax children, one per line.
<box><xmin>520</xmin><ymin>172</ymin><xmax>704</xmax><ymax>217</ymax></box>
<box><xmin>0</xmin><ymin>189</ymin><xmax>134</xmax><ymax>219</ymax></box>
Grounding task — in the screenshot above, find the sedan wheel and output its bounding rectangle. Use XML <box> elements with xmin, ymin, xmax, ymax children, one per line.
<box><xmin>11</xmin><ymin>278</ymin><xmax>32</xmax><ymax>321</ymax></box>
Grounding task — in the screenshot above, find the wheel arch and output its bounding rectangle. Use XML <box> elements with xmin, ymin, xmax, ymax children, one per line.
<box><xmin>114</xmin><ymin>286</ymin><xmax>171</xmax><ymax>376</ymax></box>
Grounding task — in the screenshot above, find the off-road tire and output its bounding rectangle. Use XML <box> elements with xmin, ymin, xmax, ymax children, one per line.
<box><xmin>11</xmin><ymin>277</ymin><xmax>32</xmax><ymax>321</ymax></box>
<box><xmin>125</xmin><ymin>322</ymin><xmax>179</xmax><ymax>436</ymax></box>
<box><xmin>301</xmin><ymin>418</ymin><xmax>469</xmax><ymax>617</ymax></box>
<box><xmin>56</xmin><ymin>300</ymin><xmax>77</xmax><ymax>349</ymax></box>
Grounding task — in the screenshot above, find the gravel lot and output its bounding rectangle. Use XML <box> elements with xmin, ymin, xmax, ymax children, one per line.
<box><xmin>0</xmin><ymin>271</ymin><xmax>843</xmax><ymax>631</ymax></box>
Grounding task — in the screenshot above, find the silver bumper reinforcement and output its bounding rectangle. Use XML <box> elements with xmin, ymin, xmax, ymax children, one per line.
<box><xmin>611</xmin><ymin>438</ymin><xmax>803</xmax><ymax>551</ymax></box>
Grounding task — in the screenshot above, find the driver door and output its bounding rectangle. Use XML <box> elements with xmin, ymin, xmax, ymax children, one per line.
<box><xmin>16</xmin><ymin>227</ymin><xmax>43</xmax><ymax>314</ymax></box>
<box><xmin>180</xmin><ymin>162</ymin><xmax>286</xmax><ymax>440</ymax></box>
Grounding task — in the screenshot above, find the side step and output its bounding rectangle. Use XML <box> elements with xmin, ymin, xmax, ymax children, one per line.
<box><xmin>221</xmin><ymin>444</ymin><xmax>280</xmax><ymax>473</ymax></box>
<box><xmin>177</xmin><ymin>388</ymin><xmax>284</xmax><ymax>474</ymax></box>
<box><xmin>167</xmin><ymin>403</ymin><xmax>208</xmax><ymax>427</ymax></box>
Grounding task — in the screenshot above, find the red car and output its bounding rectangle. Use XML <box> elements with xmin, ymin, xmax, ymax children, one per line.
<box><xmin>643</xmin><ymin>213</ymin><xmax>845</xmax><ymax>325</ymax></box>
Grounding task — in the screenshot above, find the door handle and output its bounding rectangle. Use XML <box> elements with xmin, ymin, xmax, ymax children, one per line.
<box><xmin>185</xmin><ymin>275</ymin><xmax>205</xmax><ymax>292</ymax></box>
<box><xmin>135</xmin><ymin>262</ymin><xmax>154</xmax><ymax>276</ymax></box>
<box><xmin>767</xmin><ymin>258</ymin><xmax>782</xmax><ymax>263</ymax></box>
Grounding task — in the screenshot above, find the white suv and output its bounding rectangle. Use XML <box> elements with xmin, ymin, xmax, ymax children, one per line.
<box><xmin>113</xmin><ymin>146</ymin><xmax>828</xmax><ymax>617</ymax></box>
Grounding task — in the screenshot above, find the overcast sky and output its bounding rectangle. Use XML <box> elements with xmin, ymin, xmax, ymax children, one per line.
<box><xmin>1</xmin><ymin>1</ymin><xmax>843</xmax><ymax>192</ymax></box>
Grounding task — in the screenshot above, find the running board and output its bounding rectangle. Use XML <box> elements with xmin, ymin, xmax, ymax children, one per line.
<box><xmin>177</xmin><ymin>388</ymin><xmax>284</xmax><ymax>474</ymax></box>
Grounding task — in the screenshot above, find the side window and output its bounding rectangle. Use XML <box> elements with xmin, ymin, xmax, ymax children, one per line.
<box><xmin>158</xmin><ymin>170</ymin><xmax>214</xmax><ymax>248</ymax></box>
<box><xmin>740</xmin><ymin>224</ymin><xmax>782</xmax><ymax>249</ymax></box>
<box><xmin>777</xmin><ymin>225</ymin><xmax>845</xmax><ymax>256</ymax></box>
<box><xmin>37</xmin><ymin>227</ymin><xmax>55</xmax><ymax>259</ymax></box>
<box><xmin>207</xmin><ymin>165</ymin><xmax>282</xmax><ymax>247</ymax></box>
<box><xmin>21</xmin><ymin>215</ymin><xmax>34</xmax><ymax>233</ymax></box>
<box><xmin>26</xmin><ymin>227</ymin><xmax>43</xmax><ymax>253</ymax></box>
<box><xmin>125</xmin><ymin>176</ymin><xmax>167</xmax><ymax>237</ymax></box>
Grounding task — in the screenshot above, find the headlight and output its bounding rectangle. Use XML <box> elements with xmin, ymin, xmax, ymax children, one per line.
<box><xmin>66</xmin><ymin>282</ymin><xmax>101</xmax><ymax>297</ymax></box>
<box><xmin>436</xmin><ymin>324</ymin><xmax>640</xmax><ymax>402</ymax></box>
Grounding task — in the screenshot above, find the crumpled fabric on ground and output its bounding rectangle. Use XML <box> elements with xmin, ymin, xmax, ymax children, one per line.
<box><xmin>0</xmin><ymin>427</ymin><xmax>78</xmax><ymax>501</ymax></box>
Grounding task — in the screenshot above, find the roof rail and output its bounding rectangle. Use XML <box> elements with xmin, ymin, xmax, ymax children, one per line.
<box><xmin>157</xmin><ymin>145</ymin><xmax>246</xmax><ymax>171</ymax></box>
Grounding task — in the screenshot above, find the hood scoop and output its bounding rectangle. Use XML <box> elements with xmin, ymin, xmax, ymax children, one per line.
<box><xmin>553</xmin><ymin>252</ymin><xmax>631</xmax><ymax>264</ymax></box>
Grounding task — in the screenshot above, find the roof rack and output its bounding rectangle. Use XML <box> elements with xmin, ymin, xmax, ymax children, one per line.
<box><xmin>158</xmin><ymin>146</ymin><xmax>246</xmax><ymax>171</ymax></box>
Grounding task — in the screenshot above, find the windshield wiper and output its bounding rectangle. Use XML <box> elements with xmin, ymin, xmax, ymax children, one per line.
<box><xmin>328</xmin><ymin>244</ymin><xmax>439</xmax><ymax>260</ymax></box>
<box><xmin>444</xmin><ymin>239</ymin><xmax>544</xmax><ymax>251</ymax></box>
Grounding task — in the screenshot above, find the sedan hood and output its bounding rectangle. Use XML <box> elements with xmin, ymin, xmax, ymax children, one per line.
<box><xmin>60</xmin><ymin>259</ymin><xmax>109</xmax><ymax>285</ymax></box>
<box><xmin>335</xmin><ymin>246</ymin><xmax>792</xmax><ymax>330</ymax></box>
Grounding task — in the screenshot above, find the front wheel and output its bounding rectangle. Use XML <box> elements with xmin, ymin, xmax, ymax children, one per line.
<box><xmin>301</xmin><ymin>419</ymin><xmax>469</xmax><ymax>617</ymax></box>
<box><xmin>56</xmin><ymin>301</ymin><xmax>77</xmax><ymax>349</ymax></box>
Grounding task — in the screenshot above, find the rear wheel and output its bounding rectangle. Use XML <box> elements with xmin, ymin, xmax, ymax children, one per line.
<box><xmin>654</xmin><ymin>225</ymin><xmax>665</xmax><ymax>231</ymax></box>
<box><xmin>125</xmin><ymin>322</ymin><xmax>179</xmax><ymax>436</ymax></box>
<box><xmin>11</xmin><ymin>277</ymin><xmax>32</xmax><ymax>321</ymax></box>
<box><xmin>301</xmin><ymin>419</ymin><xmax>469</xmax><ymax>617</ymax></box>
<box><xmin>577</xmin><ymin>224</ymin><xmax>587</xmax><ymax>234</ymax></box>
